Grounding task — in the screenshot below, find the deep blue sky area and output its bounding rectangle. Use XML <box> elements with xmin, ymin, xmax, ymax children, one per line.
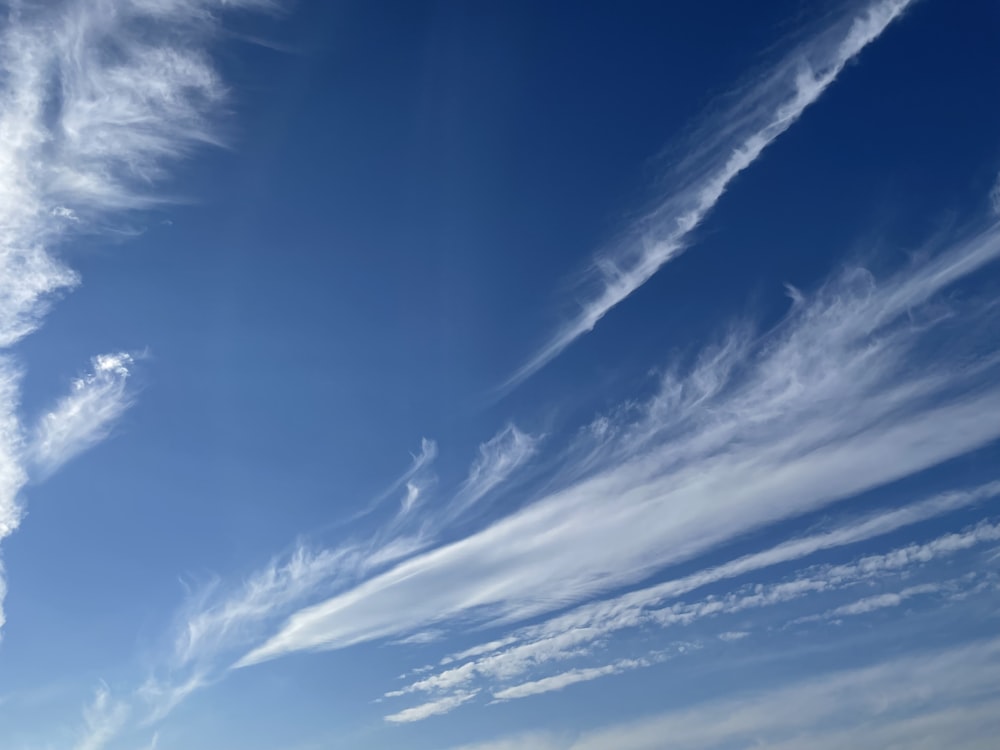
<box><xmin>1</xmin><ymin>1</ymin><xmax>999</xmax><ymax>749</ymax></box>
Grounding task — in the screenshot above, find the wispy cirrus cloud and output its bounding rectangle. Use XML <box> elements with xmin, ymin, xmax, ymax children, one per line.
<box><xmin>446</xmin><ymin>636</ymin><xmax>1000</xmax><ymax>750</ymax></box>
<box><xmin>0</xmin><ymin>364</ymin><xmax>27</xmax><ymax>566</ymax></box>
<box><xmin>380</xmin><ymin>517</ymin><xmax>1000</xmax><ymax>719</ymax></box>
<box><xmin>238</xmin><ymin>216</ymin><xmax>1000</xmax><ymax>668</ymax></box>
<box><xmin>74</xmin><ymin>683</ymin><xmax>129</xmax><ymax>750</ymax></box>
<box><xmin>131</xmin><ymin>541</ymin><xmax>363</xmax><ymax>728</ymax></box>
<box><xmin>445</xmin><ymin>424</ymin><xmax>539</xmax><ymax>522</ymax></box>
<box><xmin>97</xmin><ymin>424</ymin><xmax>540</xmax><ymax>733</ymax></box>
<box><xmin>0</xmin><ymin>0</ymin><xmax>271</xmax><ymax>633</ymax></box>
<box><xmin>174</xmin><ymin>544</ymin><xmax>357</xmax><ymax>669</ymax></box>
<box><xmin>505</xmin><ymin>0</ymin><xmax>914</xmax><ymax>388</ymax></box>
<box><xmin>452</xmin><ymin>482</ymin><xmax>1000</xmax><ymax>671</ymax></box>
<box><xmin>352</xmin><ymin>438</ymin><xmax>438</xmax><ymax>521</ymax></box>
<box><xmin>810</xmin><ymin>582</ymin><xmax>944</xmax><ymax>620</ymax></box>
<box><xmin>137</xmin><ymin>672</ymin><xmax>209</xmax><ymax>728</ymax></box>
<box><xmin>490</xmin><ymin>652</ymin><xmax>677</xmax><ymax>703</ymax></box>
<box><xmin>132</xmin><ymin>424</ymin><xmax>542</xmax><ymax>726</ymax></box>
<box><xmin>28</xmin><ymin>352</ymin><xmax>137</xmax><ymax>478</ymax></box>
<box><xmin>717</xmin><ymin>631</ymin><xmax>749</xmax><ymax>642</ymax></box>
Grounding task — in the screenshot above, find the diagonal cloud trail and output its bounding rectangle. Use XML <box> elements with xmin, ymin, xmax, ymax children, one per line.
<box><xmin>381</xmin><ymin>482</ymin><xmax>1000</xmax><ymax>707</ymax></box>
<box><xmin>131</xmin><ymin>425</ymin><xmax>541</xmax><ymax>727</ymax></box>
<box><xmin>29</xmin><ymin>352</ymin><xmax>137</xmax><ymax>479</ymax></box>
<box><xmin>504</xmin><ymin>0</ymin><xmax>915</xmax><ymax>389</ymax></box>
<box><xmin>237</xmin><ymin>215</ymin><xmax>1000</xmax><ymax>668</ymax></box>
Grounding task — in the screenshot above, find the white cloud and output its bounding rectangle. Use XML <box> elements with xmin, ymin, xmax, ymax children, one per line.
<box><xmin>131</xmin><ymin>425</ymin><xmax>541</xmax><ymax>725</ymax></box>
<box><xmin>75</xmin><ymin>684</ymin><xmax>130</xmax><ymax>750</ymax></box>
<box><xmin>505</xmin><ymin>0</ymin><xmax>915</xmax><ymax>387</ymax></box>
<box><xmin>238</xmin><ymin>221</ymin><xmax>1000</xmax><ymax>667</ymax></box>
<box><xmin>383</xmin><ymin>690</ymin><xmax>479</xmax><ymax>724</ymax></box>
<box><xmin>360</xmin><ymin>534</ymin><xmax>429</xmax><ymax>573</ymax></box>
<box><xmin>445</xmin><ymin>425</ymin><xmax>540</xmax><ymax>521</ymax></box>
<box><xmin>991</xmin><ymin>173</ymin><xmax>1000</xmax><ymax>216</ymax></box>
<box><xmin>29</xmin><ymin>352</ymin><xmax>137</xmax><ymax>477</ymax></box>
<box><xmin>822</xmin><ymin>582</ymin><xmax>941</xmax><ymax>618</ymax></box>
<box><xmin>0</xmin><ymin>361</ymin><xmax>27</xmax><ymax>542</ymax></box>
<box><xmin>490</xmin><ymin>653</ymin><xmax>669</xmax><ymax>703</ymax></box>
<box><xmin>0</xmin><ymin>362</ymin><xmax>29</xmax><ymax>633</ymax></box>
<box><xmin>142</xmin><ymin>528</ymin><xmax>445</xmax><ymax>725</ymax></box>
<box><xmin>351</xmin><ymin>438</ymin><xmax>438</xmax><ymax>521</ymax></box>
<box><xmin>571</xmin><ymin>638</ymin><xmax>1000</xmax><ymax>750</ymax></box>
<box><xmin>386</xmin><ymin>520</ymin><xmax>1000</xmax><ymax>709</ymax></box>
<box><xmin>717</xmin><ymin>631</ymin><xmax>749</xmax><ymax>642</ymax></box>
<box><xmin>447</xmin><ymin>637</ymin><xmax>1000</xmax><ymax>750</ymax></box>
<box><xmin>392</xmin><ymin>629</ymin><xmax>446</xmax><ymax>646</ymax></box>
<box><xmin>453</xmin><ymin>475</ymin><xmax>1000</xmax><ymax>671</ymax></box>
<box><xmin>401</xmin><ymin>481</ymin><xmax>423</xmax><ymax>514</ymax></box>
<box><xmin>137</xmin><ymin>672</ymin><xmax>208</xmax><ymax>727</ymax></box>
<box><xmin>153</xmin><ymin>544</ymin><xmax>357</xmax><ymax>709</ymax></box>
<box><xmin>0</xmin><ymin>0</ymin><xmax>270</xmax><ymax>632</ymax></box>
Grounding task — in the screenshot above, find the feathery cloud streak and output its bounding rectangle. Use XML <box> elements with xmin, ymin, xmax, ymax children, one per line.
<box><xmin>489</xmin><ymin>653</ymin><xmax>675</xmax><ymax>703</ymax></box>
<box><xmin>352</xmin><ymin>438</ymin><xmax>438</xmax><ymax>521</ymax></box>
<box><xmin>383</xmin><ymin>517</ymin><xmax>1000</xmax><ymax>715</ymax></box>
<box><xmin>174</xmin><ymin>545</ymin><xmax>358</xmax><ymax>669</ymax></box>
<box><xmin>29</xmin><ymin>352</ymin><xmax>137</xmax><ymax>478</ymax></box>
<box><xmin>74</xmin><ymin>684</ymin><xmax>129</xmax><ymax>750</ymax></box>
<box><xmin>124</xmin><ymin>426</ymin><xmax>537</xmax><ymax>728</ymax></box>
<box><xmin>0</xmin><ymin>0</ymin><xmax>272</xmax><ymax>632</ymax></box>
<box><xmin>239</xmin><ymin>216</ymin><xmax>1000</xmax><ymax>667</ymax></box>
<box><xmin>506</xmin><ymin>0</ymin><xmax>914</xmax><ymax>388</ymax></box>
<box><xmin>445</xmin><ymin>425</ymin><xmax>539</xmax><ymax>522</ymax></box>
<box><xmin>435</xmin><ymin>481</ymin><xmax>1000</xmax><ymax>665</ymax></box>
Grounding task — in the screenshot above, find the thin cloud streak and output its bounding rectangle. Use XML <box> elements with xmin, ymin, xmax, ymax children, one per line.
<box><xmin>505</xmin><ymin>0</ymin><xmax>914</xmax><ymax>388</ymax></box>
<box><xmin>445</xmin><ymin>425</ymin><xmax>539</xmax><ymax>522</ymax></box>
<box><xmin>490</xmin><ymin>653</ymin><xmax>673</xmax><ymax>703</ymax></box>
<box><xmin>238</xmin><ymin>219</ymin><xmax>1000</xmax><ymax>667</ymax></box>
<box><xmin>29</xmin><ymin>352</ymin><xmax>137</xmax><ymax>478</ymax></box>
<box><xmin>817</xmin><ymin>582</ymin><xmax>943</xmax><ymax>619</ymax></box>
<box><xmin>131</xmin><ymin>426</ymin><xmax>540</xmax><ymax>727</ymax></box>
<box><xmin>175</xmin><ymin>545</ymin><xmax>357</xmax><ymax>668</ymax></box>
<box><xmin>137</xmin><ymin>673</ymin><xmax>209</xmax><ymax>728</ymax></box>
<box><xmin>350</xmin><ymin>438</ymin><xmax>438</xmax><ymax>522</ymax></box>
<box><xmin>384</xmin><ymin>519</ymin><xmax>1000</xmax><ymax>714</ymax></box>
<box><xmin>464</xmin><ymin>480</ymin><xmax>1000</xmax><ymax>663</ymax></box>
<box><xmin>135</xmin><ymin>542</ymin><xmax>363</xmax><ymax>727</ymax></box>
<box><xmin>74</xmin><ymin>684</ymin><xmax>129</xmax><ymax>750</ymax></box>
<box><xmin>383</xmin><ymin>690</ymin><xmax>479</xmax><ymax>724</ymax></box>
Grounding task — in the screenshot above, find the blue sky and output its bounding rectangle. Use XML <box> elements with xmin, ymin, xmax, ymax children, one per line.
<box><xmin>1</xmin><ymin>0</ymin><xmax>999</xmax><ymax>748</ymax></box>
